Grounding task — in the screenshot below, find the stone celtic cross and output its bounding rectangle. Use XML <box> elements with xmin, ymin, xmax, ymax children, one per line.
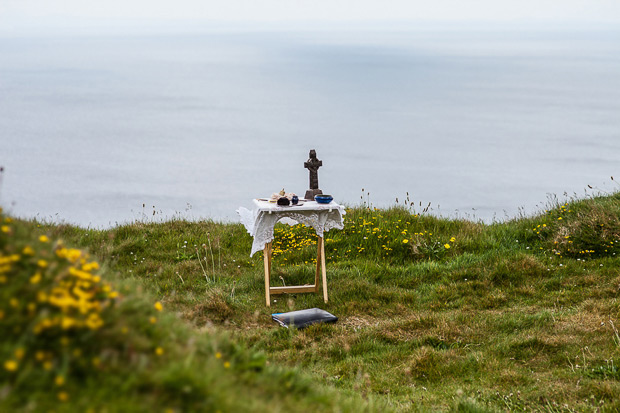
<box><xmin>304</xmin><ymin>149</ymin><xmax>324</xmax><ymax>200</ymax></box>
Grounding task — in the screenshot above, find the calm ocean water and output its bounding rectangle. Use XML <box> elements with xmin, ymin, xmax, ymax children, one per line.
<box><xmin>1</xmin><ymin>29</ymin><xmax>620</xmax><ymax>227</ymax></box>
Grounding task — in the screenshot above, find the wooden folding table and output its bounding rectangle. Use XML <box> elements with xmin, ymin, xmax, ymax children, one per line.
<box><xmin>237</xmin><ymin>199</ymin><xmax>345</xmax><ymax>307</ymax></box>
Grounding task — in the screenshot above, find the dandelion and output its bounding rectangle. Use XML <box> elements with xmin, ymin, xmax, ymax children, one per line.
<box><xmin>444</xmin><ymin>244</ymin><xmax>451</xmax><ymax>249</ymax></box>
<box><xmin>224</xmin><ymin>361</ymin><xmax>231</xmax><ymax>369</ymax></box>
<box><xmin>4</xmin><ymin>360</ymin><xmax>18</xmax><ymax>371</ymax></box>
<box><xmin>37</xmin><ymin>291</ymin><xmax>47</xmax><ymax>302</ymax></box>
<box><xmin>85</xmin><ymin>314</ymin><xmax>104</xmax><ymax>330</ymax></box>
<box><xmin>22</xmin><ymin>245</ymin><xmax>34</xmax><ymax>255</ymax></box>
<box><xmin>1</xmin><ymin>225</ymin><xmax>9</xmax><ymax>233</ymax></box>
<box><xmin>150</xmin><ymin>316</ymin><xmax>157</xmax><ymax>324</ymax></box>
<box><xmin>58</xmin><ymin>392</ymin><xmax>69</xmax><ymax>402</ymax></box>
<box><xmin>155</xmin><ymin>347</ymin><xmax>164</xmax><ymax>356</ymax></box>
<box><xmin>82</xmin><ymin>261</ymin><xmax>99</xmax><ymax>271</ymax></box>
<box><xmin>30</xmin><ymin>273</ymin><xmax>42</xmax><ymax>284</ymax></box>
<box><xmin>39</xmin><ymin>235</ymin><xmax>49</xmax><ymax>243</ymax></box>
<box><xmin>154</xmin><ymin>301</ymin><xmax>163</xmax><ymax>312</ymax></box>
<box><xmin>37</xmin><ymin>259</ymin><xmax>48</xmax><ymax>268</ymax></box>
<box><xmin>402</xmin><ymin>239</ymin><xmax>409</xmax><ymax>244</ymax></box>
<box><xmin>450</xmin><ymin>237</ymin><xmax>456</xmax><ymax>242</ymax></box>
<box><xmin>215</xmin><ymin>352</ymin><xmax>222</xmax><ymax>359</ymax></box>
<box><xmin>55</xmin><ymin>376</ymin><xmax>65</xmax><ymax>386</ymax></box>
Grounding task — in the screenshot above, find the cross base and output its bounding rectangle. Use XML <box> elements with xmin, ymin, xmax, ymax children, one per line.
<box><xmin>304</xmin><ymin>188</ymin><xmax>323</xmax><ymax>200</ymax></box>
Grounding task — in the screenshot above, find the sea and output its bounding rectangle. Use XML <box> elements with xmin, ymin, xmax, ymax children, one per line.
<box><xmin>2</xmin><ymin>27</ymin><xmax>620</xmax><ymax>227</ymax></box>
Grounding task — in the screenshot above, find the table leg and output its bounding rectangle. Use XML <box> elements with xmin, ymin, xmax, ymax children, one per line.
<box><xmin>314</xmin><ymin>237</ymin><xmax>322</xmax><ymax>293</ymax></box>
<box><xmin>264</xmin><ymin>242</ymin><xmax>272</xmax><ymax>307</ymax></box>
<box><xmin>320</xmin><ymin>236</ymin><xmax>328</xmax><ymax>303</ymax></box>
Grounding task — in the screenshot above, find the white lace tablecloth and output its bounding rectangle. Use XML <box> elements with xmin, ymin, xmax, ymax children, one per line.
<box><xmin>237</xmin><ymin>199</ymin><xmax>346</xmax><ymax>257</ymax></box>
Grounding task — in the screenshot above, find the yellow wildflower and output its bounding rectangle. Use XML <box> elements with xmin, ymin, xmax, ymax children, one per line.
<box><xmin>30</xmin><ymin>272</ymin><xmax>42</xmax><ymax>284</ymax></box>
<box><xmin>55</xmin><ymin>376</ymin><xmax>65</xmax><ymax>386</ymax></box>
<box><xmin>154</xmin><ymin>301</ymin><xmax>163</xmax><ymax>312</ymax></box>
<box><xmin>69</xmin><ymin>267</ymin><xmax>92</xmax><ymax>280</ymax></box>
<box><xmin>1</xmin><ymin>225</ymin><xmax>9</xmax><ymax>233</ymax></box>
<box><xmin>9</xmin><ymin>298</ymin><xmax>18</xmax><ymax>308</ymax></box>
<box><xmin>4</xmin><ymin>360</ymin><xmax>18</xmax><ymax>371</ymax></box>
<box><xmin>444</xmin><ymin>244</ymin><xmax>451</xmax><ymax>249</ymax></box>
<box><xmin>155</xmin><ymin>347</ymin><xmax>164</xmax><ymax>356</ymax></box>
<box><xmin>35</xmin><ymin>351</ymin><xmax>45</xmax><ymax>361</ymax></box>
<box><xmin>450</xmin><ymin>237</ymin><xmax>456</xmax><ymax>242</ymax></box>
<box><xmin>215</xmin><ymin>352</ymin><xmax>222</xmax><ymax>359</ymax></box>
<box><xmin>224</xmin><ymin>361</ymin><xmax>231</xmax><ymax>369</ymax></box>
<box><xmin>14</xmin><ymin>348</ymin><xmax>25</xmax><ymax>360</ymax></box>
<box><xmin>402</xmin><ymin>239</ymin><xmax>409</xmax><ymax>244</ymax></box>
<box><xmin>61</xmin><ymin>317</ymin><xmax>77</xmax><ymax>330</ymax></box>
<box><xmin>4</xmin><ymin>217</ymin><xmax>12</xmax><ymax>223</ymax></box>
<box><xmin>150</xmin><ymin>316</ymin><xmax>157</xmax><ymax>324</ymax></box>
<box><xmin>43</xmin><ymin>361</ymin><xmax>53</xmax><ymax>370</ymax></box>
<box><xmin>39</xmin><ymin>235</ymin><xmax>49</xmax><ymax>243</ymax></box>
<box><xmin>82</xmin><ymin>261</ymin><xmax>99</xmax><ymax>271</ymax></box>
<box><xmin>85</xmin><ymin>314</ymin><xmax>104</xmax><ymax>330</ymax></box>
<box><xmin>58</xmin><ymin>248</ymin><xmax>81</xmax><ymax>262</ymax></box>
<box><xmin>58</xmin><ymin>392</ymin><xmax>69</xmax><ymax>402</ymax></box>
<box><xmin>37</xmin><ymin>259</ymin><xmax>48</xmax><ymax>268</ymax></box>
<box><xmin>22</xmin><ymin>245</ymin><xmax>35</xmax><ymax>255</ymax></box>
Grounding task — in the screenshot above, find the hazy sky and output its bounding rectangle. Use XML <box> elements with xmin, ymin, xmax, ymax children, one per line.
<box><xmin>2</xmin><ymin>0</ymin><xmax>620</xmax><ymax>34</ymax></box>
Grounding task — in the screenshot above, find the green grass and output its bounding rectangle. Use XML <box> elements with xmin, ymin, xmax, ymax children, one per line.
<box><xmin>2</xmin><ymin>192</ymin><xmax>620</xmax><ymax>411</ymax></box>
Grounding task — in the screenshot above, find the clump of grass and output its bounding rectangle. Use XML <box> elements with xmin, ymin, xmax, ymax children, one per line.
<box><xmin>0</xmin><ymin>211</ymin><xmax>180</xmax><ymax>408</ymax></box>
<box><xmin>551</xmin><ymin>201</ymin><xmax>620</xmax><ymax>259</ymax></box>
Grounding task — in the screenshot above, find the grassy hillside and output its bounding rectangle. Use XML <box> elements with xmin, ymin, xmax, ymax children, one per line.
<box><xmin>0</xmin><ymin>207</ymin><xmax>381</xmax><ymax>412</ymax></box>
<box><xmin>2</xmin><ymin>193</ymin><xmax>620</xmax><ymax>411</ymax></box>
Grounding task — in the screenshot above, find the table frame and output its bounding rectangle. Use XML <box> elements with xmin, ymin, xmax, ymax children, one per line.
<box><xmin>263</xmin><ymin>236</ymin><xmax>328</xmax><ymax>307</ymax></box>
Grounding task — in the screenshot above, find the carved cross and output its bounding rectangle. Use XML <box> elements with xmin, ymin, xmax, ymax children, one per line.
<box><xmin>304</xmin><ymin>149</ymin><xmax>322</xmax><ymax>190</ymax></box>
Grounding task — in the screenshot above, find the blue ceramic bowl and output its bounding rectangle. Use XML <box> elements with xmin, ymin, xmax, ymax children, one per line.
<box><xmin>315</xmin><ymin>194</ymin><xmax>333</xmax><ymax>204</ymax></box>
